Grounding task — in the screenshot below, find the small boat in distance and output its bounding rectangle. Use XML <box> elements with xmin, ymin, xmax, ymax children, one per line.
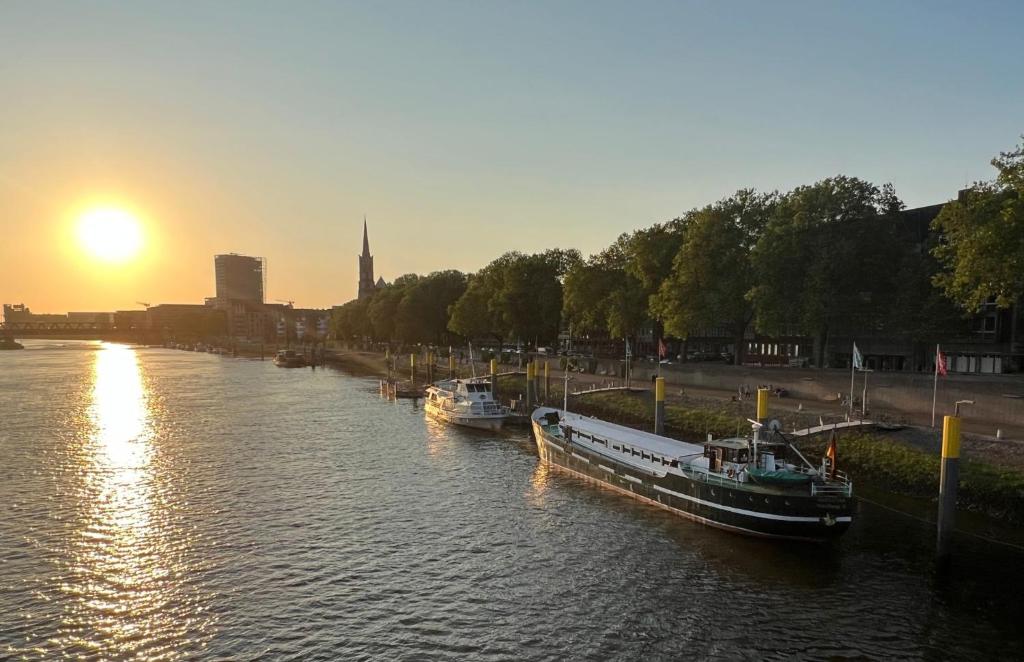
<box><xmin>273</xmin><ymin>349</ymin><xmax>307</xmax><ymax>368</ymax></box>
<box><xmin>0</xmin><ymin>334</ymin><xmax>24</xmax><ymax>350</ymax></box>
<box><xmin>530</xmin><ymin>407</ymin><xmax>853</xmax><ymax>541</ymax></box>
<box><xmin>425</xmin><ymin>378</ymin><xmax>510</xmax><ymax>431</ymax></box>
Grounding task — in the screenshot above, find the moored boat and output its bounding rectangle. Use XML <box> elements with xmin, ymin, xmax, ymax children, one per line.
<box><xmin>530</xmin><ymin>407</ymin><xmax>853</xmax><ymax>541</ymax></box>
<box><xmin>425</xmin><ymin>378</ymin><xmax>510</xmax><ymax>431</ymax></box>
<box><xmin>0</xmin><ymin>335</ymin><xmax>24</xmax><ymax>350</ymax></box>
<box><xmin>273</xmin><ymin>349</ymin><xmax>307</xmax><ymax>368</ymax></box>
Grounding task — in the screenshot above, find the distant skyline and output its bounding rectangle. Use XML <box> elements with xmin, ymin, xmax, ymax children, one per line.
<box><xmin>2</xmin><ymin>1</ymin><xmax>1022</xmax><ymax>312</ymax></box>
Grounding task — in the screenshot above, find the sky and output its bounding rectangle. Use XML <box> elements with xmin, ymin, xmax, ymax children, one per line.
<box><xmin>2</xmin><ymin>0</ymin><xmax>1022</xmax><ymax>312</ymax></box>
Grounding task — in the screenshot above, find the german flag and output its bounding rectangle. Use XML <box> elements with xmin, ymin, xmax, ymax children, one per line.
<box><xmin>825</xmin><ymin>430</ymin><xmax>838</xmax><ymax>479</ymax></box>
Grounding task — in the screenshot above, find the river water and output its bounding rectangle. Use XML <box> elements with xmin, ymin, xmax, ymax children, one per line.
<box><xmin>2</xmin><ymin>341</ymin><xmax>1023</xmax><ymax>661</ymax></box>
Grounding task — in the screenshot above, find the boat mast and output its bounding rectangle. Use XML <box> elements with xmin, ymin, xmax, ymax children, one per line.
<box><xmin>468</xmin><ymin>341</ymin><xmax>477</xmax><ymax>378</ymax></box>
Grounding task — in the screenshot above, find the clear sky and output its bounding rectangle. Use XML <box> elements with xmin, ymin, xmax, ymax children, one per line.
<box><xmin>2</xmin><ymin>0</ymin><xmax>1022</xmax><ymax>312</ymax></box>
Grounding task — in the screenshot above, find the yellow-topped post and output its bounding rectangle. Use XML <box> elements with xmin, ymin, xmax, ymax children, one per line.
<box><xmin>410</xmin><ymin>353</ymin><xmax>416</xmax><ymax>385</ymax></box>
<box><xmin>937</xmin><ymin>414</ymin><xmax>962</xmax><ymax>560</ymax></box>
<box><xmin>756</xmin><ymin>388</ymin><xmax>769</xmax><ymax>424</ymax></box>
<box><xmin>490</xmin><ymin>358</ymin><xmax>498</xmax><ymax>399</ymax></box>
<box><xmin>448</xmin><ymin>353</ymin><xmax>456</xmax><ymax>378</ymax></box>
<box><xmin>544</xmin><ymin>360</ymin><xmax>550</xmax><ymax>403</ymax></box>
<box><xmin>654</xmin><ymin>376</ymin><xmax>666</xmax><ymax>435</ymax></box>
<box><xmin>526</xmin><ymin>361</ymin><xmax>535</xmax><ymax>410</ymax></box>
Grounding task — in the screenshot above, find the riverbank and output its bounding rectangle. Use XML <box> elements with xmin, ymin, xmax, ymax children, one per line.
<box><xmin>322</xmin><ymin>349</ymin><xmax>1024</xmax><ymax>525</ymax></box>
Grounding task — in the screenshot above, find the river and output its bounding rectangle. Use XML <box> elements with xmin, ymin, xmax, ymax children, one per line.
<box><xmin>2</xmin><ymin>341</ymin><xmax>1023</xmax><ymax>660</ymax></box>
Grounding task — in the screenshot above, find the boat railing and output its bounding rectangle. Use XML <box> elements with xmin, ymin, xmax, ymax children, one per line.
<box><xmin>683</xmin><ymin>467</ymin><xmax>741</xmax><ymax>486</ymax></box>
<box><xmin>811</xmin><ymin>470</ymin><xmax>853</xmax><ymax>497</ymax></box>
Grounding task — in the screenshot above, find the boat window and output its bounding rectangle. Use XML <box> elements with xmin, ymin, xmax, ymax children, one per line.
<box><xmin>613</xmin><ymin>445</ymin><xmax>620</xmax><ymax>451</ymax></box>
<box><xmin>670</xmin><ymin>460</ymin><xmax>679</xmax><ymax>467</ymax></box>
<box><xmin>632</xmin><ymin>449</ymin><xmax>639</xmax><ymax>456</ymax></box>
<box><xmin>641</xmin><ymin>453</ymin><xmax>649</xmax><ymax>460</ymax></box>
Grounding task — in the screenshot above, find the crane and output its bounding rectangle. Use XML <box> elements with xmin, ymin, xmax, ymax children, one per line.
<box><xmin>136</xmin><ymin>301</ymin><xmax>151</xmax><ymax>308</ymax></box>
<box><xmin>275</xmin><ymin>299</ymin><xmax>295</xmax><ymax>308</ymax></box>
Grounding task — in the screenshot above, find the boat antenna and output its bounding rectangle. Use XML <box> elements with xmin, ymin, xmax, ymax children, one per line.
<box><xmin>468</xmin><ymin>341</ymin><xmax>476</xmax><ymax>378</ymax></box>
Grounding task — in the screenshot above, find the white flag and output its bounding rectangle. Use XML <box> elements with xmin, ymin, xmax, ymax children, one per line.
<box><xmin>852</xmin><ymin>342</ymin><xmax>863</xmax><ymax>370</ymax></box>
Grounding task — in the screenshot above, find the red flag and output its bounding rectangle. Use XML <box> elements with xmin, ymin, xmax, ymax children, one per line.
<box><xmin>936</xmin><ymin>349</ymin><xmax>948</xmax><ymax>376</ymax></box>
<box><xmin>825</xmin><ymin>431</ymin><xmax>838</xmax><ymax>479</ymax></box>
<box><xmin>658</xmin><ymin>338</ymin><xmax>667</xmax><ymax>359</ymax></box>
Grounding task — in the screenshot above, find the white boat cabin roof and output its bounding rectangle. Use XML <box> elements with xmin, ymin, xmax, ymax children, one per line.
<box><xmin>560</xmin><ymin>411</ymin><xmax>704</xmax><ymax>459</ymax></box>
<box><xmin>429</xmin><ymin>379</ymin><xmax>494</xmax><ymax>395</ymax></box>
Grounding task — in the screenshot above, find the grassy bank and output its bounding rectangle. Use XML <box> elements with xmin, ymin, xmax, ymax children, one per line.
<box><xmin>501</xmin><ymin>379</ymin><xmax>1024</xmax><ymax>524</ymax></box>
<box><xmin>800</xmin><ymin>433</ymin><xmax>1024</xmax><ymax>523</ymax></box>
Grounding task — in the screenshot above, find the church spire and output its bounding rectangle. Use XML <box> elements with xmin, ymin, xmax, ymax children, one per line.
<box><xmin>358</xmin><ymin>216</ymin><xmax>375</xmax><ymax>300</ymax></box>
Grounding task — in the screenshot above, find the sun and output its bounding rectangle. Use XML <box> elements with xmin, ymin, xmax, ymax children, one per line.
<box><xmin>76</xmin><ymin>207</ymin><xmax>144</xmax><ymax>262</ymax></box>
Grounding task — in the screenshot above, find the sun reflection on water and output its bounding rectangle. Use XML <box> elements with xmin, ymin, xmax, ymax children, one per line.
<box><xmin>55</xmin><ymin>343</ymin><xmax>200</xmax><ymax>659</ymax></box>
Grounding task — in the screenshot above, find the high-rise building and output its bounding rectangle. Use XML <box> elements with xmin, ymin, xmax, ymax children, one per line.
<box><xmin>358</xmin><ymin>220</ymin><xmax>375</xmax><ymax>299</ymax></box>
<box><xmin>215</xmin><ymin>254</ymin><xmax>265</xmax><ymax>303</ymax></box>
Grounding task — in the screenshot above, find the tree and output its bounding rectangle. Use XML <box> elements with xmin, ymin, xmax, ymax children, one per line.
<box><xmin>331</xmin><ymin>296</ymin><xmax>372</xmax><ymax>342</ymax></box>
<box><xmin>652</xmin><ymin>189</ymin><xmax>776</xmax><ymax>364</ymax></box>
<box><xmin>563</xmin><ymin>239</ymin><xmax>647</xmax><ymax>342</ymax></box>
<box><xmin>448</xmin><ymin>249</ymin><xmax>580</xmax><ymax>348</ymax></box>
<box><xmin>368</xmin><ymin>274</ymin><xmax>419</xmax><ymax>342</ymax></box>
<box><xmin>749</xmin><ymin>176</ymin><xmax>904</xmax><ymax>368</ymax></box>
<box><xmin>394</xmin><ymin>270</ymin><xmax>467</xmax><ymax>345</ymax></box>
<box><xmin>932</xmin><ymin>139</ymin><xmax>1024</xmax><ymax>312</ymax></box>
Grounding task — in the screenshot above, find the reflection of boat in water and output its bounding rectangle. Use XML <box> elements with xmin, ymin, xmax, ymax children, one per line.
<box><xmin>0</xmin><ymin>335</ymin><xmax>24</xmax><ymax>350</ymax></box>
<box><xmin>273</xmin><ymin>349</ymin><xmax>306</xmax><ymax>368</ymax></box>
<box><xmin>424</xmin><ymin>379</ymin><xmax>510</xmax><ymax>431</ymax></box>
<box><xmin>530</xmin><ymin>407</ymin><xmax>853</xmax><ymax>541</ymax></box>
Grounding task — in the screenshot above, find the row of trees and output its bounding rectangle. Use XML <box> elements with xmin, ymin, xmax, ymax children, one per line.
<box><xmin>333</xmin><ymin>139</ymin><xmax>1024</xmax><ymax>366</ymax></box>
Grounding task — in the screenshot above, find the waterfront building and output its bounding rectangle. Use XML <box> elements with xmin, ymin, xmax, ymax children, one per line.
<box><xmin>147</xmin><ymin>304</ymin><xmax>226</xmax><ymax>339</ymax></box>
<box><xmin>2</xmin><ymin>303</ymin><xmax>67</xmax><ymax>325</ymax></box>
<box><xmin>215</xmin><ymin>254</ymin><xmax>265</xmax><ymax>303</ymax></box>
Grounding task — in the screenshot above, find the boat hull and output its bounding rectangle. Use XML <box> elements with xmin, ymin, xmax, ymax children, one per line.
<box><xmin>531</xmin><ymin>415</ymin><xmax>852</xmax><ymax>542</ymax></box>
<box><xmin>425</xmin><ymin>402</ymin><xmax>505</xmax><ymax>431</ymax></box>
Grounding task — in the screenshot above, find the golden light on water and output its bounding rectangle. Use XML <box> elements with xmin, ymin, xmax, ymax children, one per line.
<box><xmin>76</xmin><ymin>207</ymin><xmax>144</xmax><ymax>263</ymax></box>
<box><xmin>57</xmin><ymin>343</ymin><xmax>192</xmax><ymax>658</ymax></box>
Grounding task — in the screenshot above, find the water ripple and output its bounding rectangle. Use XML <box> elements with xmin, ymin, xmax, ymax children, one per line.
<box><xmin>1</xmin><ymin>341</ymin><xmax>1024</xmax><ymax>660</ymax></box>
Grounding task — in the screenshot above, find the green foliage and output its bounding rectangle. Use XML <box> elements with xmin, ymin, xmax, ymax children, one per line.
<box><xmin>749</xmin><ymin>177</ymin><xmax>904</xmax><ymax>365</ymax></box>
<box><xmin>449</xmin><ymin>249</ymin><xmax>581</xmax><ymax>346</ymax></box>
<box><xmin>334</xmin><ymin>271</ymin><xmax>466</xmax><ymax>345</ymax></box>
<box><xmin>932</xmin><ymin>140</ymin><xmax>1024</xmax><ymax>312</ymax></box>
<box><xmin>652</xmin><ymin>190</ymin><xmax>775</xmax><ymax>363</ymax></box>
<box><xmin>563</xmin><ymin>237</ymin><xmax>647</xmax><ymax>340</ymax></box>
<box><xmin>394</xmin><ymin>270</ymin><xmax>467</xmax><ymax>344</ymax></box>
<box><xmin>803</xmin><ymin>433</ymin><xmax>1024</xmax><ymax>522</ymax></box>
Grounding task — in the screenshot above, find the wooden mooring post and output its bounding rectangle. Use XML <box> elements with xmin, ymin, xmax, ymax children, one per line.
<box><xmin>654</xmin><ymin>376</ymin><xmax>665</xmax><ymax>435</ymax></box>
<box><xmin>526</xmin><ymin>361</ymin><xmax>535</xmax><ymax>411</ymax></box>
<box><xmin>937</xmin><ymin>414</ymin><xmax>961</xmax><ymax>561</ymax></box>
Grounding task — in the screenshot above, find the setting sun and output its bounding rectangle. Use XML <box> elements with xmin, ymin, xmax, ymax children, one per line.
<box><xmin>76</xmin><ymin>207</ymin><xmax>144</xmax><ymax>263</ymax></box>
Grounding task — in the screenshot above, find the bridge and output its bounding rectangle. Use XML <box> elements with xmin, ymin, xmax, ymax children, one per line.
<box><xmin>789</xmin><ymin>420</ymin><xmax>876</xmax><ymax>437</ymax></box>
<box><xmin>0</xmin><ymin>321</ymin><xmax>157</xmax><ymax>342</ymax></box>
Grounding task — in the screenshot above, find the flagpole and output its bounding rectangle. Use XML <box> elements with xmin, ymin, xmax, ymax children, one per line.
<box><xmin>931</xmin><ymin>343</ymin><xmax>940</xmax><ymax>428</ymax></box>
<box><xmin>849</xmin><ymin>342</ymin><xmax>856</xmax><ymax>417</ymax></box>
